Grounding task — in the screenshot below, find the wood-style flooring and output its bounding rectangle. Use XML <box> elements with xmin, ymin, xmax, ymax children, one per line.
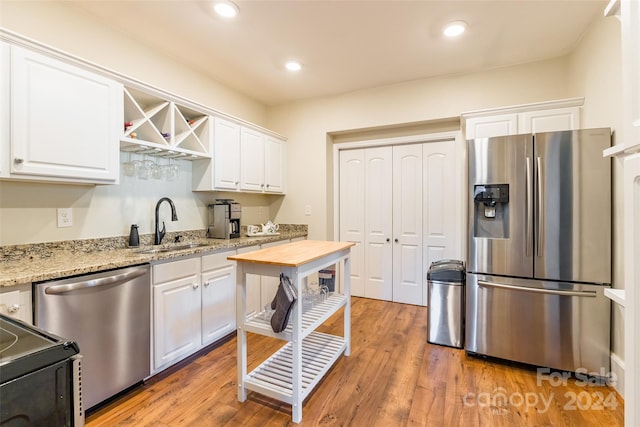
<box><xmin>86</xmin><ymin>297</ymin><xmax>624</xmax><ymax>426</ymax></box>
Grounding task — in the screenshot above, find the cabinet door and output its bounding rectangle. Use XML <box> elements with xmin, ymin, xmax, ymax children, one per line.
<box><xmin>392</xmin><ymin>144</ymin><xmax>423</xmax><ymax>305</ymax></box>
<box><xmin>264</xmin><ymin>136</ymin><xmax>285</xmax><ymax>193</ymax></box>
<box><xmin>519</xmin><ymin>107</ymin><xmax>580</xmax><ymax>133</ymax></box>
<box><xmin>1</xmin><ymin>43</ymin><xmax>8</xmax><ymax>178</ymax></box>
<box><xmin>259</xmin><ymin>240</ymin><xmax>290</xmax><ymax>308</ymax></box>
<box><xmin>10</xmin><ymin>45</ymin><xmax>122</xmax><ymax>183</ymax></box>
<box><xmin>465</xmin><ymin>114</ymin><xmax>518</xmax><ymax>139</ymax></box>
<box><xmin>214</xmin><ymin>117</ymin><xmax>241</xmax><ymax>190</ymax></box>
<box><xmin>153</xmin><ymin>258</ymin><xmax>201</xmax><ymax>370</ymax></box>
<box><xmin>240</xmin><ymin>127</ymin><xmax>265</xmax><ymax>191</ymax></box>
<box><xmin>0</xmin><ymin>283</ymin><xmax>32</xmax><ymax>325</ymax></box>
<box><xmin>237</xmin><ymin>245</ymin><xmax>261</xmax><ymax>317</ymax></box>
<box><xmin>622</xmin><ymin>0</ymin><xmax>640</xmax><ymax>146</ymax></box>
<box><xmin>201</xmin><ymin>251</ymin><xmax>236</xmax><ymax>346</ymax></box>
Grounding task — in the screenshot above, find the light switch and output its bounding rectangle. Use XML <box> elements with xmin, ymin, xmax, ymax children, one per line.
<box><xmin>57</xmin><ymin>208</ymin><xmax>73</xmax><ymax>228</ymax></box>
<box><xmin>304</xmin><ymin>204</ymin><xmax>311</xmax><ymax>216</ymax></box>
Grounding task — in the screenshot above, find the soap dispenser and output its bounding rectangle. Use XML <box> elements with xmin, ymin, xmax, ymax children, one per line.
<box><xmin>129</xmin><ymin>224</ymin><xmax>140</xmax><ymax>247</ymax></box>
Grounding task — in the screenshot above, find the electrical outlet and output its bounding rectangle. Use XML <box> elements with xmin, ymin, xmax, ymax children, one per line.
<box><xmin>57</xmin><ymin>208</ymin><xmax>73</xmax><ymax>228</ymax></box>
<box><xmin>304</xmin><ymin>204</ymin><xmax>311</xmax><ymax>216</ymax></box>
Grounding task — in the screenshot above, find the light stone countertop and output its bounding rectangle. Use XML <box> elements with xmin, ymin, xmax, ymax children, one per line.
<box><xmin>0</xmin><ymin>226</ymin><xmax>307</xmax><ymax>288</ymax></box>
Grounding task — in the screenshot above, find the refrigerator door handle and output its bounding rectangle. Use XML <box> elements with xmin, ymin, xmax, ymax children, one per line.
<box><xmin>477</xmin><ymin>280</ymin><xmax>597</xmax><ymax>298</ymax></box>
<box><xmin>526</xmin><ymin>157</ymin><xmax>532</xmax><ymax>256</ymax></box>
<box><xmin>536</xmin><ymin>156</ymin><xmax>543</xmax><ymax>257</ymax></box>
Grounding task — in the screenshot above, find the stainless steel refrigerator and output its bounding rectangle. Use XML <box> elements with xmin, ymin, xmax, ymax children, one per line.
<box><xmin>466</xmin><ymin>128</ymin><xmax>612</xmax><ymax>374</ymax></box>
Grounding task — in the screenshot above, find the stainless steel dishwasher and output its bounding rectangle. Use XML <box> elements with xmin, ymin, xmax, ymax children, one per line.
<box><xmin>34</xmin><ymin>264</ymin><xmax>150</xmax><ymax>411</ymax></box>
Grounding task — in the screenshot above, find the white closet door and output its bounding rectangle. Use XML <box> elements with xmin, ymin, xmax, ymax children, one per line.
<box><xmin>364</xmin><ymin>147</ymin><xmax>393</xmax><ymax>300</ymax></box>
<box><xmin>392</xmin><ymin>144</ymin><xmax>423</xmax><ymax>304</ymax></box>
<box><xmin>423</xmin><ymin>140</ymin><xmax>459</xmax><ymax>304</ymax></box>
<box><xmin>339</xmin><ymin>150</ymin><xmax>365</xmax><ymax>297</ymax></box>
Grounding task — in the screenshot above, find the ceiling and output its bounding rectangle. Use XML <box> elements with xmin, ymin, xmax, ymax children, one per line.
<box><xmin>70</xmin><ymin>0</ymin><xmax>606</xmax><ymax>107</ymax></box>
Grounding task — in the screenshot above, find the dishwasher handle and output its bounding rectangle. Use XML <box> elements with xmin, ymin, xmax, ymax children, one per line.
<box><xmin>477</xmin><ymin>280</ymin><xmax>597</xmax><ymax>298</ymax></box>
<box><xmin>44</xmin><ymin>267</ymin><xmax>147</xmax><ymax>295</ymax></box>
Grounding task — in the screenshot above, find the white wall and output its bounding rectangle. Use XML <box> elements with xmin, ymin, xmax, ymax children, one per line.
<box><xmin>567</xmin><ymin>14</ymin><xmax>625</xmax><ymax>394</ymax></box>
<box><xmin>267</xmin><ymin>57</ymin><xmax>572</xmax><ymax>239</ymax></box>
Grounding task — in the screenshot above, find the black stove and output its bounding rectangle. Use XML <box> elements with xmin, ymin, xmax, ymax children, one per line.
<box><xmin>0</xmin><ymin>314</ymin><xmax>83</xmax><ymax>426</ymax></box>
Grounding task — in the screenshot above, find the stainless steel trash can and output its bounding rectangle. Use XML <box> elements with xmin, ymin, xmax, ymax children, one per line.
<box><xmin>427</xmin><ymin>260</ymin><xmax>465</xmax><ymax>348</ymax></box>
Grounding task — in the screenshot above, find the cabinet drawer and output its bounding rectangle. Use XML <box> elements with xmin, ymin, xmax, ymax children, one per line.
<box><xmin>202</xmin><ymin>249</ymin><xmax>236</xmax><ymax>272</ymax></box>
<box><xmin>153</xmin><ymin>257</ymin><xmax>200</xmax><ymax>284</ymax></box>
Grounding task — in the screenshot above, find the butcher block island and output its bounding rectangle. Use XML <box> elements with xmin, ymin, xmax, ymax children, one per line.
<box><xmin>228</xmin><ymin>240</ymin><xmax>355</xmax><ymax>423</ymax></box>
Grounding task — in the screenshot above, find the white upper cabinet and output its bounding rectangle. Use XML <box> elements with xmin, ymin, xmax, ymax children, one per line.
<box><xmin>193</xmin><ymin>119</ymin><xmax>285</xmax><ymax>194</ymax></box>
<box><xmin>463</xmin><ymin>99</ymin><xmax>582</xmax><ymax>140</ymax></box>
<box><xmin>519</xmin><ymin>106</ymin><xmax>581</xmax><ymax>134</ymax></box>
<box><xmin>264</xmin><ymin>135</ymin><xmax>285</xmax><ymax>193</ymax></box>
<box><xmin>621</xmin><ymin>0</ymin><xmax>640</xmax><ymax>147</ymax></box>
<box><xmin>6</xmin><ymin>44</ymin><xmax>122</xmax><ymax>184</ymax></box>
<box><xmin>240</xmin><ymin>127</ymin><xmax>265</xmax><ymax>192</ymax></box>
<box><xmin>465</xmin><ymin>113</ymin><xmax>518</xmax><ymax>139</ymax></box>
<box><xmin>213</xmin><ymin>117</ymin><xmax>241</xmax><ymax>190</ymax></box>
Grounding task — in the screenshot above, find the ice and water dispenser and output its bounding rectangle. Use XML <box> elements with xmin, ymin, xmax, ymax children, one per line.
<box><xmin>472</xmin><ymin>184</ymin><xmax>509</xmax><ymax>238</ymax></box>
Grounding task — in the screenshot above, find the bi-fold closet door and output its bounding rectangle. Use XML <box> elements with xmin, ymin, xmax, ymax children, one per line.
<box><xmin>341</xmin><ymin>142</ymin><xmax>453</xmax><ymax>305</ymax></box>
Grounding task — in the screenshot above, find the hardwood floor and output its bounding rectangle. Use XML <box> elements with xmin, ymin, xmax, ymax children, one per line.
<box><xmin>86</xmin><ymin>297</ymin><xmax>624</xmax><ymax>426</ymax></box>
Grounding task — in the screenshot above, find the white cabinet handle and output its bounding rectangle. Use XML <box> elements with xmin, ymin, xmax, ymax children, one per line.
<box><xmin>193</xmin><ymin>283</ymin><xmax>199</xmax><ymax>289</ymax></box>
<box><xmin>7</xmin><ymin>304</ymin><xmax>20</xmax><ymax>314</ymax></box>
<box><xmin>204</xmin><ymin>281</ymin><xmax>211</xmax><ymax>287</ymax></box>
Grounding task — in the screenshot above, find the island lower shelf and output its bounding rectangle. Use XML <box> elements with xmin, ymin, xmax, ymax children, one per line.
<box><xmin>245</xmin><ymin>331</ymin><xmax>346</xmax><ymax>404</ymax></box>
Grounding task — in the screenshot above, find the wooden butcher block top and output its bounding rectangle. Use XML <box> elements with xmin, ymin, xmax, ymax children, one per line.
<box><xmin>228</xmin><ymin>240</ymin><xmax>355</xmax><ymax>267</ymax></box>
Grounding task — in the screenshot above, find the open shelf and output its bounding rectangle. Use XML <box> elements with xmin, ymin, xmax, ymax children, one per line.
<box><xmin>245</xmin><ymin>332</ymin><xmax>346</xmax><ymax>404</ymax></box>
<box><xmin>121</xmin><ymin>86</ymin><xmax>211</xmax><ymax>160</ymax></box>
<box><xmin>244</xmin><ymin>293</ymin><xmax>347</xmax><ymax>340</ymax></box>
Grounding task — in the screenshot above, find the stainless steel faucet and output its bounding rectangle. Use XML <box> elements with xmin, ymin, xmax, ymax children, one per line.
<box><xmin>154</xmin><ymin>197</ymin><xmax>178</xmax><ymax>245</ymax></box>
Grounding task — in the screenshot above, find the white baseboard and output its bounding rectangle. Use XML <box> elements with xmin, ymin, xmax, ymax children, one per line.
<box><xmin>610</xmin><ymin>352</ymin><xmax>625</xmax><ymax>398</ymax></box>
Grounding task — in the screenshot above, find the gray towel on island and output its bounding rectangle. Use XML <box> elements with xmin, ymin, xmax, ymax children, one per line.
<box><xmin>270</xmin><ymin>273</ymin><xmax>297</xmax><ymax>333</ymax></box>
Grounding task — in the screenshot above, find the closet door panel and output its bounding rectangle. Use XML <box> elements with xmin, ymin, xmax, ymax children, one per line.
<box><xmin>364</xmin><ymin>147</ymin><xmax>392</xmax><ymax>300</ymax></box>
<box><xmin>392</xmin><ymin>144</ymin><xmax>423</xmax><ymax>305</ymax></box>
<box><xmin>339</xmin><ymin>150</ymin><xmax>365</xmax><ymax>297</ymax></box>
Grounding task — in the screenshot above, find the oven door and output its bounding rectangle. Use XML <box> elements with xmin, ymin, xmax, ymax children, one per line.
<box><xmin>0</xmin><ymin>357</ymin><xmax>83</xmax><ymax>427</ymax></box>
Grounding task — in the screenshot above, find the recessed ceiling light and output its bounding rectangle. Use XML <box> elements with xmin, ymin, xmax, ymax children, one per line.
<box><xmin>285</xmin><ymin>61</ymin><xmax>302</xmax><ymax>72</ymax></box>
<box><xmin>213</xmin><ymin>1</ymin><xmax>239</xmax><ymax>18</ymax></box>
<box><xmin>443</xmin><ymin>21</ymin><xmax>467</xmax><ymax>38</ymax></box>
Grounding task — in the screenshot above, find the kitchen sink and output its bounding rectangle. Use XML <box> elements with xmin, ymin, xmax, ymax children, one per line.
<box><xmin>134</xmin><ymin>243</ymin><xmax>210</xmax><ymax>254</ymax></box>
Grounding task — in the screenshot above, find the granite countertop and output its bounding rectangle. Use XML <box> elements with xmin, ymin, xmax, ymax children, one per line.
<box><xmin>0</xmin><ymin>225</ymin><xmax>307</xmax><ymax>288</ymax></box>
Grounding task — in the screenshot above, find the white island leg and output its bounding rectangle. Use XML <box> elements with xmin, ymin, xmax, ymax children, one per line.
<box><xmin>236</xmin><ymin>263</ymin><xmax>247</xmax><ymax>402</ymax></box>
<box><xmin>343</xmin><ymin>254</ymin><xmax>351</xmax><ymax>356</ymax></box>
<box><xmin>289</xmin><ymin>268</ymin><xmax>303</xmax><ymax>423</ymax></box>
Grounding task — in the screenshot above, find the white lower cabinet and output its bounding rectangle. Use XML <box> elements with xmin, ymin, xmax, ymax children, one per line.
<box><xmin>238</xmin><ymin>239</ymin><xmax>298</xmax><ymax>318</ymax></box>
<box><xmin>0</xmin><ymin>283</ymin><xmax>32</xmax><ymax>325</ymax></box>
<box><xmin>153</xmin><ymin>257</ymin><xmax>202</xmax><ymax>371</ymax></box>
<box><xmin>258</xmin><ymin>240</ymin><xmax>290</xmax><ymax>308</ymax></box>
<box><xmin>152</xmin><ymin>249</ymin><xmax>237</xmax><ymax>372</ymax></box>
<box><xmin>237</xmin><ymin>245</ymin><xmax>262</xmax><ymax>317</ymax></box>
<box><xmin>201</xmin><ymin>251</ymin><xmax>236</xmax><ymax>346</ymax></box>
